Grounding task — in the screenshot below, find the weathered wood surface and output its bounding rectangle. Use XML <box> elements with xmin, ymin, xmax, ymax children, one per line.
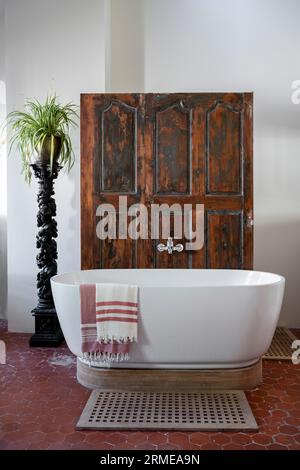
<box><xmin>81</xmin><ymin>93</ymin><xmax>253</xmax><ymax>270</ymax></box>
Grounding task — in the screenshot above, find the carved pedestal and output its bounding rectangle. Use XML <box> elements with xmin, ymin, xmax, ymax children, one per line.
<box><xmin>29</xmin><ymin>162</ymin><xmax>64</xmax><ymax>347</ymax></box>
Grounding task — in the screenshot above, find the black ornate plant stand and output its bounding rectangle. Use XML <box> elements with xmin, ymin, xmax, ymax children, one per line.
<box><xmin>29</xmin><ymin>162</ymin><xmax>64</xmax><ymax>347</ymax></box>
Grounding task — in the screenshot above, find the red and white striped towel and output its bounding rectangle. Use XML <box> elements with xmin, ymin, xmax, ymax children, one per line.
<box><xmin>80</xmin><ymin>283</ymin><xmax>138</xmax><ymax>363</ymax></box>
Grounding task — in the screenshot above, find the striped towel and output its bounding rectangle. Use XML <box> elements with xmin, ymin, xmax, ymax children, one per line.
<box><xmin>80</xmin><ymin>283</ymin><xmax>138</xmax><ymax>363</ymax></box>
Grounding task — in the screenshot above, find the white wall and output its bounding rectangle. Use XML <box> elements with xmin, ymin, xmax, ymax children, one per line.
<box><xmin>0</xmin><ymin>0</ymin><xmax>7</xmax><ymax>319</ymax></box>
<box><xmin>108</xmin><ymin>0</ymin><xmax>144</xmax><ymax>92</ymax></box>
<box><xmin>144</xmin><ymin>0</ymin><xmax>300</xmax><ymax>327</ymax></box>
<box><xmin>5</xmin><ymin>0</ymin><xmax>106</xmax><ymax>331</ymax></box>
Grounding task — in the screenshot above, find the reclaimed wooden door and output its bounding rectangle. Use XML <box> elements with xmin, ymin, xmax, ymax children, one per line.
<box><xmin>81</xmin><ymin>93</ymin><xmax>144</xmax><ymax>270</ymax></box>
<box><xmin>81</xmin><ymin>93</ymin><xmax>253</xmax><ymax>270</ymax></box>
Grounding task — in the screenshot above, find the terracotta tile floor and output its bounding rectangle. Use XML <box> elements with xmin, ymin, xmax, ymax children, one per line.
<box><xmin>0</xmin><ymin>320</ymin><xmax>299</xmax><ymax>450</ymax></box>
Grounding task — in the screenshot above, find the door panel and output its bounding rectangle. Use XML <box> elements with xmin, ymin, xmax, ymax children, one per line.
<box><xmin>145</xmin><ymin>94</ymin><xmax>206</xmax><ymax>269</ymax></box>
<box><xmin>206</xmin><ymin>103</ymin><xmax>242</xmax><ymax>195</ymax></box>
<box><xmin>155</xmin><ymin>103</ymin><xmax>191</xmax><ymax>195</ymax></box>
<box><xmin>100</xmin><ymin>100</ymin><xmax>137</xmax><ymax>193</ymax></box>
<box><xmin>206</xmin><ymin>211</ymin><xmax>243</xmax><ymax>269</ymax></box>
<box><xmin>81</xmin><ymin>94</ymin><xmax>144</xmax><ymax>269</ymax></box>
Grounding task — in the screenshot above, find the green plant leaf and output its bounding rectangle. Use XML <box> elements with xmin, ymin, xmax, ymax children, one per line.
<box><xmin>5</xmin><ymin>94</ymin><xmax>79</xmax><ymax>184</ymax></box>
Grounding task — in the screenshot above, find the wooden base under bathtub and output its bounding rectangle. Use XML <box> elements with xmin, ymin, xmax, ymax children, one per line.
<box><xmin>77</xmin><ymin>358</ymin><xmax>262</xmax><ymax>391</ymax></box>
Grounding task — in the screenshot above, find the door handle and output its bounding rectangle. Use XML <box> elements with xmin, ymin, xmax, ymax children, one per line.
<box><xmin>157</xmin><ymin>237</ymin><xmax>184</xmax><ymax>254</ymax></box>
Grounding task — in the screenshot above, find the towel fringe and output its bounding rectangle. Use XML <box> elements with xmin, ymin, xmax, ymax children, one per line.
<box><xmin>82</xmin><ymin>351</ymin><xmax>130</xmax><ymax>366</ymax></box>
<box><xmin>98</xmin><ymin>335</ymin><xmax>137</xmax><ymax>344</ymax></box>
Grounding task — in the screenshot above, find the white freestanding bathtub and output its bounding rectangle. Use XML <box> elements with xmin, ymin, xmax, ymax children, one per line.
<box><xmin>51</xmin><ymin>269</ymin><xmax>285</xmax><ymax>371</ymax></box>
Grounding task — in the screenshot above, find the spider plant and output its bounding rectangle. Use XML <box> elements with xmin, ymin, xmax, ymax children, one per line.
<box><xmin>5</xmin><ymin>95</ymin><xmax>78</xmax><ymax>183</ymax></box>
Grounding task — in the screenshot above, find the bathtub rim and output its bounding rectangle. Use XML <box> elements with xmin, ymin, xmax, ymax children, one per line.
<box><xmin>51</xmin><ymin>268</ymin><xmax>285</xmax><ymax>288</ymax></box>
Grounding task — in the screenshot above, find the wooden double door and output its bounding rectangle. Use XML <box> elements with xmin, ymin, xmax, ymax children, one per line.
<box><xmin>81</xmin><ymin>93</ymin><xmax>253</xmax><ymax>270</ymax></box>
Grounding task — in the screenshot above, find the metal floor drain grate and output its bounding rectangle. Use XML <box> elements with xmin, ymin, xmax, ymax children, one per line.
<box><xmin>76</xmin><ymin>390</ymin><xmax>257</xmax><ymax>431</ymax></box>
<box><xmin>264</xmin><ymin>327</ymin><xmax>297</xmax><ymax>360</ymax></box>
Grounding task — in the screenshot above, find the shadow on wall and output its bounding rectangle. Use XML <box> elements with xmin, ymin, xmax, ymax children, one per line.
<box><xmin>7</xmin><ymin>271</ymin><xmax>36</xmax><ymax>333</ymax></box>
<box><xmin>55</xmin><ymin>128</ymin><xmax>80</xmax><ymax>274</ymax></box>
<box><xmin>0</xmin><ymin>79</ymin><xmax>7</xmax><ymax>319</ymax></box>
<box><xmin>255</xmin><ymin>217</ymin><xmax>300</xmax><ymax>327</ymax></box>
<box><xmin>0</xmin><ymin>215</ymin><xmax>7</xmax><ymax>319</ymax></box>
